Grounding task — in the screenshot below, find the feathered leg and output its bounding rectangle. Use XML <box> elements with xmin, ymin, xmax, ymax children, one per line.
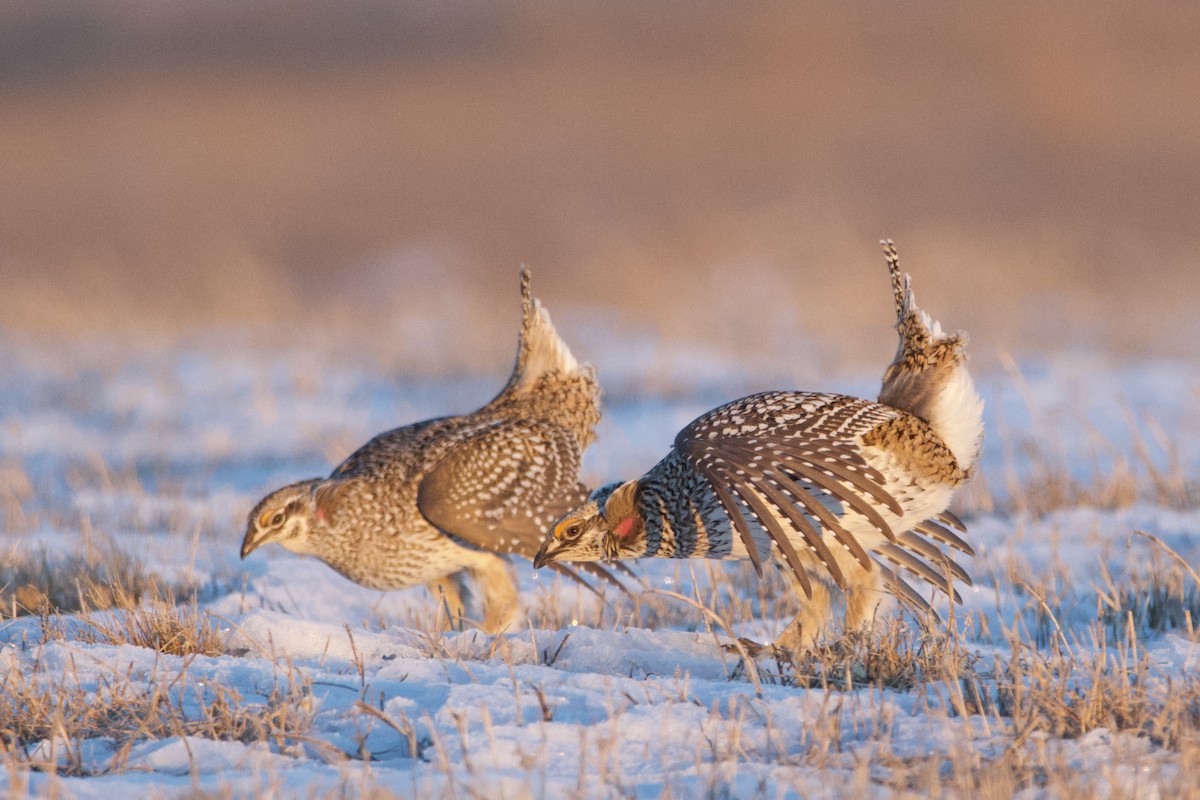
<box><xmin>844</xmin><ymin>566</ymin><xmax>893</xmax><ymax>633</ymax></box>
<box><xmin>463</xmin><ymin>551</ymin><xmax>521</xmax><ymax>634</ymax></box>
<box><xmin>772</xmin><ymin>578</ymin><xmax>833</xmax><ymax>656</ymax></box>
<box><xmin>426</xmin><ymin>573</ymin><xmax>470</xmax><ymax>631</ymax></box>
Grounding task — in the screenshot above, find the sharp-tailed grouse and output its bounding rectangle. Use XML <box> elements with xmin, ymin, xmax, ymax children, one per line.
<box><xmin>535</xmin><ymin>242</ymin><xmax>983</xmax><ymax>654</ymax></box>
<box><xmin>242</xmin><ymin>269</ymin><xmax>617</xmax><ymax>632</ymax></box>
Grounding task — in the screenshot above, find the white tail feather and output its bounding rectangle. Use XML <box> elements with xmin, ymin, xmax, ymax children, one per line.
<box><xmin>503</xmin><ymin>268</ymin><xmax>585</xmax><ymax>397</ymax></box>
<box><xmin>929</xmin><ymin>367</ymin><xmax>984</xmax><ymax>473</ymax></box>
<box><xmin>879</xmin><ymin>240</ymin><xmax>983</xmax><ymax>473</ymax></box>
<box><xmin>524</xmin><ymin>299</ymin><xmax>579</xmax><ymax>378</ymax></box>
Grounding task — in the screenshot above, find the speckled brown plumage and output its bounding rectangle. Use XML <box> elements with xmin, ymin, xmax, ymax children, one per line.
<box><xmin>242</xmin><ymin>269</ymin><xmax>616</xmax><ymax>632</ymax></box>
<box><xmin>537</xmin><ymin>242</ymin><xmax>984</xmax><ymax>655</ymax></box>
<box><xmin>859</xmin><ymin>416</ymin><xmax>965</xmax><ymax>486</ymax></box>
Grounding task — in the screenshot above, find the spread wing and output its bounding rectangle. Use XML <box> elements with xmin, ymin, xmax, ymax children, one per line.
<box><xmin>674</xmin><ymin>391</ymin><xmax>903</xmax><ymax>595</ymax></box>
<box><xmin>672</xmin><ymin>390</ymin><xmax>975</xmax><ymax>611</ymax></box>
<box><xmin>874</xmin><ymin>510</ymin><xmax>975</xmax><ymax>619</ymax></box>
<box><xmin>417</xmin><ymin>419</ymin><xmax>629</xmax><ymax>591</ymax></box>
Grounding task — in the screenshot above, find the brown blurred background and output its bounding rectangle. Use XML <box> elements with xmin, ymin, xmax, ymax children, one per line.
<box><xmin>2</xmin><ymin>1</ymin><xmax>1198</xmax><ymax>374</ymax></box>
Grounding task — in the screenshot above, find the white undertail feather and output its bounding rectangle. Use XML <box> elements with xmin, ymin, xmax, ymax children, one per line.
<box><xmin>505</xmin><ymin>268</ymin><xmax>584</xmax><ymax>395</ymax></box>
<box><xmin>929</xmin><ymin>367</ymin><xmax>984</xmax><ymax>473</ymax></box>
<box><xmin>522</xmin><ymin>299</ymin><xmax>580</xmax><ymax>378</ymax></box>
<box><xmin>917</xmin><ymin>306</ymin><xmax>943</xmax><ymax>341</ymax></box>
<box><xmin>880</xmin><ymin>240</ymin><xmax>984</xmax><ymax>473</ymax></box>
<box><xmin>906</xmin><ymin>270</ymin><xmax>984</xmax><ymax>472</ymax></box>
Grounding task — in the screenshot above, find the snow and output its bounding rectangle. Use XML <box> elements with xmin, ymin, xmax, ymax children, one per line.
<box><xmin>2</xmin><ymin>330</ymin><xmax>1199</xmax><ymax>798</ymax></box>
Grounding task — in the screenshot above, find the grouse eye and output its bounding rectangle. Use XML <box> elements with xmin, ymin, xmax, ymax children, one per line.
<box><xmin>563</xmin><ymin>524</ymin><xmax>582</xmax><ymax>540</ymax></box>
<box><xmin>270</xmin><ymin>512</ymin><xmax>285</xmax><ymax>527</ymax></box>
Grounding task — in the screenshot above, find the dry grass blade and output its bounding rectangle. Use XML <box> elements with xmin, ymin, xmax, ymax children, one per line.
<box><xmin>1133</xmin><ymin>530</ymin><xmax>1200</xmax><ymax>591</ymax></box>
<box><xmin>0</xmin><ymin>652</ymin><xmax>316</xmax><ymax>775</ymax></box>
<box><xmin>1</xmin><ymin>549</ymin><xmax>154</xmax><ymax>619</ymax></box>
<box><xmin>643</xmin><ymin>588</ymin><xmax>763</xmax><ymax>696</ymax></box>
<box><xmin>40</xmin><ymin>578</ymin><xmax>225</xmax><ymax>658</ymax></box>
<box><xmin>787</xmin><ymin>619</ymin><xmax>978</xmax><ymax>693</ymax></box>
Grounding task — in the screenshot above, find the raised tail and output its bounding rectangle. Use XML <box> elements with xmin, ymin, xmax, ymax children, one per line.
<box><xmin>877</xmin><ymin>240</ymin><xmax>984</xmax><ymax>475</ymax></box>
<box><xmin>488</xmin><ymin>267</ymin><xmax>601</xmax><ymax>446</ymax></box>
<box><xmin>884</xmin><ymin>239</ymin><xmax>908</xmax><ymax>325</ymax></box>
<box><xmin>881</xmin><ymin>239</ymin><xmax>953</xmax><ymax>372</ymax></box>
<box><xmin>504</xmin><ymin>267</ymin><xmax>583</xmax><ymax>394</ymax></box>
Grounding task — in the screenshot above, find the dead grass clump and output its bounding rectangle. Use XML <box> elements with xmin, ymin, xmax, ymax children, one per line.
<box><xmin>988</xmin><ymin>627</ymin><xmax>1200</xmax><ymax>750</ymax></box>
<box><xmin>1099</xmin><ymin>574</ymin><xmax>1200</xmax><ymax>640</ymax></box>
<box><xmin>992</xmin><ymin>428</ymin><xmax>1200</xmax><ymax>518</ymax></box>
<box><xmin>869</xmin><ymin>741</ymin><xmax>1200</xmax><ymax>800</ymax></box>
<box><xmin>1001</xmin><ymin>448</ymin><xmax>1198</xmax><ymax>518</ymax></box>
<box><xmin>0</xmin><ymin>655</ymin><xmax>315</xmax><ymax>775</ymax></box>
<box><xmin>0</xmin><ymin>459</ymin><xmax>34</xmax><ymax>533</ymax></box>
<box><xmin>990</xmin><ymin>356</ymin><xmax>1200</xmax><ymax>518</ymax></box>
<box><xmin>780</xmin><ymin>619</ymin><xmax>980</xmax><ymax>693</ymax></box>
<box><xmin>1</xmin><ymin>543</ymin><xmax>223</xmax><ymax>657</ymax></box>
<box><xmin>1095</xmin><ymin>531</ymin><xmax>1200</xmax><ymax>639</ymax></box>
<box><xmin>43</xmin><ymin>595</ymin><xmax>226</xmax><ymax>658</ymax></box>
<box><xmin>189</xmin><ymin>675</ymin><xmax>317</xmax><ymax>752</ymax></box>
<box><xmin>972</xmin><ymin>551</ymin><xmax>1200</xmax><ymax>751</ymax></box>
<box><xmin>0</xmin><ymin>548</ymin><xmax>154</xmax><ymax>618</ymax></box>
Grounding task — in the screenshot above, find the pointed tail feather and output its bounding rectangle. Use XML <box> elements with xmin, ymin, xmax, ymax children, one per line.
<box><xmin>875</xmin><ymin>543</ymin><xmax>964</xmax><ymax>605</ymax></box>
<box><xmin>500</xmin><ymin>267</ymin><xmax>583</xmax><ymax>398</ymax></box>
<box><xmin>882</xmin><ymin>239</ymin><xmax>908</xmax><ymax>324</ymax></box>
<box><xmin>710</xmin><ymin>439</ymin><xmax>897</xmax><ymax>553</ymax></box>
<box><xmin>913</xmin><ymin>519</ymin><xmax>975</xmax><ymax>557</ymax></box>
<box><xmin>876</xmin><ymin>561</ymin><xmax>940</xmax><ymax>622</ymax></box>
<box><xmin>895</xmin><ymin>530</ymin><xmax>973</xmax><ymax>586</ymax></box>
<box><xmin>936</xmin><ymin>509</ymin><xmax>968</xmax><ymax>532</ymax></box>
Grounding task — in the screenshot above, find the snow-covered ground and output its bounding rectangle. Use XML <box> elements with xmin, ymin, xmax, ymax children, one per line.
<box><xmin>2</xmin><ymin>328</ymin><xmax>1199</xmax><ymax>798</ymax></box>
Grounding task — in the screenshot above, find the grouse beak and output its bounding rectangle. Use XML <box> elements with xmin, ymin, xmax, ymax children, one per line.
<box><xmin>240</xmin><ymin>526</ymin><xmax>266</xmax><ymax>560</ymax></box>
<box><xmin>532</xmin><ymin>539</ymin><xmax>560</xmax><ymax>570</ymax></box>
